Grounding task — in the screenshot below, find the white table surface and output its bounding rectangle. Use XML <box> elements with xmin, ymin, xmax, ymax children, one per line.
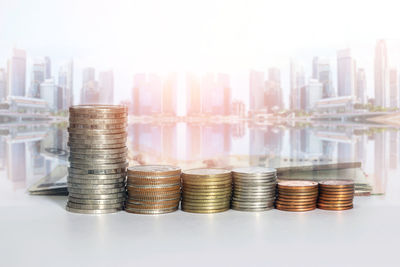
<box><xmin>1</xmin><ymin>191</ymin><xmax>400</xmax><ymax>267</ymax></box>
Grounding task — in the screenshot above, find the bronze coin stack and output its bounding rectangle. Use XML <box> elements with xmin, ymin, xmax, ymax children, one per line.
<box><xmin>181</xmin><ymin>169</ymin><xmax>232</xmax><ymax>213</ymax></box>
<box><xmin>318</xmin><ymin>180</ymin><xmax>355</xmax><ymax>210</ymax></box>
<box><xmin>275</xmin><ymin>180</ymin><xmax>319</xmax><ymax>212</ymax></box>
<box><xmin>125</xmin><ymin>165</ymin><xmax>181</xmax><ymax>214</ymax></box>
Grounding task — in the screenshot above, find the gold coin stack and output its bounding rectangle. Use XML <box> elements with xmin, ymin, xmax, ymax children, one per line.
<box><xmin>275</xmin><ymin>180</ymin><xmax>319</xmax><ymax>212</ymax></box>
<box><xmin>126</xmin><ymin>165</ymin><xmax>181</xmax><ymax>214</ymax></box>
<box><xmin>66</xmin><ymin>105</ymin><xmax>128</xmax><ymax>214</ymax></box>
<box><xmin>318</xmin><ymin>180</ymin><xmax>355</xmax><ymax>211</ymax></box>
<box><xmin>181</xmin><ymin>169</ymin><xmax>232</xmax><ymax>213</ymax></box>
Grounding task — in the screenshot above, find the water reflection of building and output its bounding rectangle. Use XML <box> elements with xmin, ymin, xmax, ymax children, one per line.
<box><xmin>130</xmin><ymin>123</ymin><xmax>178</xmax><ymax>163</ymax></box>
<box><xmin>249</xmin><ymin>126</ymin><xmax>283</xmax><ymax>166</ymax></box>
<box><xmin>132</xmin><ymin>73</ymin><xmax>162</xmax><ymax>116</ymax></box>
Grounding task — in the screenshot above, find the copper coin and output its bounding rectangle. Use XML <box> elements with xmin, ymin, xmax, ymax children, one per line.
<box><xmin>275</xmin><ymin>205</ymin><xmax>316</xmax><ymax>212</ymax></box>
<box><xmin>277</xmin><ymin>180</ymin><xmax>318</xmax><ymax>189</ymax></box>
<box><xmin>317</xmin><ymin>202</ymin><xmax>354</xmax><ymax>208</ymax></box>
<box><xmin>319</xmin><ymin>180</ymin><xmax>354</xmax><ymax>187</ymax></box>
<box><xmin>317</xmin><ymin>204</ymin><xmax>353</xmax><ymax>211</ymax></box>
<box><xmin>127</xmin><ymin>165</ymin><xmax>181</xmax><ymax>176</ymax></box>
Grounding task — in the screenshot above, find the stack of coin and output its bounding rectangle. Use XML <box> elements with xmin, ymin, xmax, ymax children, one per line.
<box><xmin>66</xmin><ymin>105</ymin><xmax>128</xmax><ymax>214</ymax></box>
<box><xmin>125</xmin><ymin>165</ymin><xmax>181</xmax><ymax>214</ymax></box>
<box><xmin>318</xmin><ymin>180</ymin><xmax>355</xmax><ymax>210</ymax></box>
<box><xmin>231</xmin><ymin>167</ymin><xmax>277</xmax><ymax>211</ymax></box>
<box><xmin>181</xmin><ymin>169</ymin><xmax>232</xmax><ymax>213</ymax></box>
<box><xmin>275</xmin><ymin>180</ymin><xmax>318</xmax><ymax>212</ymax></box>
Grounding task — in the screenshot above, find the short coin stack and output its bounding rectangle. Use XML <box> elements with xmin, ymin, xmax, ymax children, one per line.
<box><xmin>126</xmin><ymin>165</ymin><xmax>181</xmax><ymax>214</ymax></box>
<box><xmin>318</xmin><ymin>180</ymin><xmax>355</xmax><ymax>210</ymax></box>
<box><xmin>66</xmin><ymin>105</ymin><xmax>128</xmax><ymax>214</ymax></box>
<box><xmin>231</xmin><ymin>167</ymin><xmax>277</xmax><ymax>211</ymax></box>
<box><xmin>275</xmin><ymin>180</ymin><xmax>319</xmax><ymax>212</ymax></box>
<box><xmin>181</xmin><ymin>169</ymin><xmax>232</xmax><ymax>213</ymax></box>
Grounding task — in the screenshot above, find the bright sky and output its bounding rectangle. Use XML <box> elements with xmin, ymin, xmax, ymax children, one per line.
<box><xmin>0</xmin><ymin>0</ymin><xmax>399</xmax><ymax>111</ymax></box>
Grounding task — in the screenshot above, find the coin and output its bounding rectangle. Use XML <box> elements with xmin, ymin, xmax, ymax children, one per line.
<box><xmin>67</xmin><ymin>202</ymin><xmax>123</xmax><ymax>210</ymax></box>
<box><xmin>277</xmin><ymin>180</ymin><xmax>318</xmax><ymax>189</ymax></box>
<box><xmin>68</xmin><ymin>192</ymin><xmax>126</xmax><ymax>199</ymax></box>
<box><xmin>69</xmin><ymin>132</ymin><xmax>127</xmax><ymax>140</ymax></box>
<box><xmin>68</xmin><ymin>187</ymin><xmax>126</xmax><ymax>194</ymax></box>
<box><xmin>68</xmin><ymin>146</ymin><xmax>128</xmax><ymax>155</ymax></box>
<box><xmin>66</xmin><ymin>206</ymin><xmax>122</xmax><ymax>214</ymax></box>
<box><xmin>67</xmin><ymin>182</ymin><xmax>125</xmax><ymax>189</ymax></box>
<box><xmin>317</xmin><ymin>180</ymin><xmax>355</xmax><ymax>211</ymax></box>
<box><xmin>68</xmin><ymin>197</ymin><xmax>125</xmax><ymax>205</ymax></box>
<box><xmin>125</xmin><ymin>207</ymin><xmax>178</xmax><ymax>214</ymax></box>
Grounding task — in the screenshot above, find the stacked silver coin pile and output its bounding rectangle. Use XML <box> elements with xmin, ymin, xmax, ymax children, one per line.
<box><xmin>231</xmin><ymin>167</ymin><xmax>277</xmax><ymax>211</ymax></box>
<box><xmin>66</xmin><ymin>105</ymin><xmax>128</xmax><ymax>214</ymax></box>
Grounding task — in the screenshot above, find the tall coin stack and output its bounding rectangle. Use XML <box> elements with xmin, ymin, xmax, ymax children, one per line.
<box><xmin>275</xmin><ymin>181</ymin><xmax>319</xmax><ymax>212</ymax></box>
<box><xmin>126</xmin><ymin>165</ymin><xmax>181</xmax><ymax>214</ymax></box>
<box><xmin>318</xmin><ymin>180</ymin><xmax>354</xmax><ymax>210</ymax></box>
<box><xmin>231</xmin><ymin>167</ymin><xmax>277</xmax><ymax>211</ymax></box>
<box><xmin>66</xmin><ymin>105</ymin><xmax>128</xmax><ymax>214</ymax></box>
<box><xmin>181</xmin><ymin>169</ymin><xmax>232</xmax><ymax>213</ymax></box>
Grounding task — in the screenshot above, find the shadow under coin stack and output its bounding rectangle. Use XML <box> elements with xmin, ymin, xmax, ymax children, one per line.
<box><xmin>66</xmin><ymin>105</ymin><xmax>128</xmax><ymax>214</ymax></box>
<box><xmin>181</xmin><ymin>169</ymin><xmax>232</xmax><ymax>213</ymax></box>
<box><xmin>231</xmin><ymin>167</ymin><xmax>277</xmax><ymax>211</ymax></box>
<box><xmin>318</xmin><ymin>180</ymin><xmax>355</xmax><ymax>210</ymax></box>
<box><xmin>275</xmin><ymin>181</ymin><xmax>319</xmax><ymax>212</ymax></box>
<box><xmin>125</xmin><ymin>165</ymin><xmax>181</xmax><ymax>214</ymax></box>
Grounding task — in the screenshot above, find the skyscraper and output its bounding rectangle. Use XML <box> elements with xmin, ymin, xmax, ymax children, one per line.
<box><xmin>99</xmin><ymin>70</ymin><xmax>114</xmax><ymax>104</ymax></box>
<box><xmin>290</xmin><ymin>60</ymin><xmax>305</xmax><ymax>110</ymax></box>
<box><xmin>58</xmin><ymin>60</ymin><xmax>74</xmax><ymax>108</ymax></box>
<box><xmin>266</xmin><ymin>68</ymin><xmax>283</xmax><ymax>110</ymax></box>
<box><xmin>40</xmin><ymin>78</ymin><xmax>58</xmax><ymax>111</ymax></box>
<box><xmin>30</xmin><ymin>59</ymin><xmax>45</xmax><ymax>98</ymax></box>
<box><xmin>162</xmin><ymin>72</ymin><xmax>178</xmax><ymax>115</ymax></box>
<box><xmin>314</xmin><ymin>58</ymin><xmax>333</xmax><ymax>98</ymax></box>
<box><xmin>44</xmin><ymin>56</ymin><xmax>51</xmax><ymax>79</ymax></box>
<box><xmin>81</xmin><ymin>67</ymin><xmax>97</xmax><ymax>104</ymax></box>
<box><xmin>306</xmin><ymin>79</ymin><xmax>323</xmax><ymax>110</ymax></box>
<box><xmin>200</xmin><ymin>73</ymin><xmax>231</xmax><ymax>115</ymax></box>
<box><xmin>7</xmin><ymin>48</ymin><xmax>26</xmax><ymax>97</ymax></box>
<box><xmin>132</xmin><ymin>73</ymin><xmax>162</xmax><ymax>115</ymax></box>
<box><xmin>390</xmin><ymin>68</ymin><xmax>398</xmax><ymax>108</ymax></box>
<box><xmin>337</xmin><ymin>48</ymin><xmax>355</xmax><ymax>97</ymax></box>
<box><xmin>356</xmin><ymin>68</ymin><xmax>367</xmax><ymax>104</ymax></box>
<box><xmin>374</xmin><ymin>39</ymin><xmax>389</xmax><ymax>108</ymax></box>
<box><xmin>249</xmin><ymin>70</ymin><xmax>265</xmax><ymax>111</ymax></box>
<box><xmin>186</xmin><ymin>73</ymin><xmax>201</xmax><ymax>115</ymax></box>
<box><xmin>0</xmin><ymin>68</ymin><xmax>6</xmax><ymax>100</ymax></box>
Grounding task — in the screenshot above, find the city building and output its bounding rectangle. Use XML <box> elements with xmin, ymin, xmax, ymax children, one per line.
<box><xmin>186</xmin><ymin>73</ymin><xmax>201</xmax><ymax>115</ymax></box>
<box><xmin>0</xmin><ymin>68</ymin><xmax>6</xmax><ymax>100</ymax></box>
<box><xmin>80</xmin><ymin>67</ymin><xmax>98</xmax><ymax>104</ymax></box>
<box><xmin>7</xmin><ymin>48</ymin><xmax>26</xmax><ymax>97</ymax></box>
<box><xmin>201</xmin><ymin>73</ymin><xmax>231</xmax><ymax>116</ymax></box>
<box><xmin>374</xmin><ymin>40</ymin><xmax>390</xmax><ymax>108</ymax></box>
<box><xmin>264</xmin><ymin>68</ymin><xmax>283</xmax><ymax>112</ymax></box>
<box><xmin>313</xmin><ymin>58</ymin><xmax>333</xmax><ymax>98</ymax></box>
<box><xmin>132</xmin><ymin>73</ymin><xmax>162</xmax><ymax>116</ymax></box>
<box><xmin>39</xmin><ymin>79</ymin><xmax>58</xmax><ymax>111</ymax></box>
<box><xmin>249</xmin><ymin>70</ymin><xmax>265</xmax><ymax>111</ymax></box>
<box><xmin>98</xmin><ymin>70</ymin><xmax>114</xmax><ymax>104</ymax></box>
<box><xmin>306</xmin><ymin>79</ymin><xmax>323</xmax><ymax>110</ymax></box>
<box><xmin>162</xmin><ymin>72</ymin><xmax>178</xmax><ymax>116</ymax></box>
<box><xmin>389</xmin><ymin>68</ymin><xmax>398</xmax><ymax>109</ymax></box>
<box><xmin>30</xmin><ymin>59</ymin><xmax>45</xmax><ymax>98</ymax></box>
<box><xmin>44</xmin><ymin>56</ymin><xmax>51</xmax><ymax>79</ymax></box>
<box><xmin>337</xmin><ymin>48</ymin><xmax>356</xmax><ymax>97</ymax></box>
<box><xmin>356</xmin><ymin>68</ymin><xmax>367</xmax><ymax>104</ymax></box>
<box><xmin>290</xmin><ymin>60</ymin><xmax>305</xmax><ymax>110</ymax></box>
<box><xmin>232</xmin><ymin>100</ymin><xmax>246</xmax><ymax>117</ymax></box>
<box><xmin>58</xmin><ymin>60</ymin><xmax>74</xmax><ymax>109</ymax></box>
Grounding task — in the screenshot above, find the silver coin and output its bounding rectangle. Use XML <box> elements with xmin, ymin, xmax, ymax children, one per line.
<box><xmin>231</xmin><ymin>201</ymin><xmax>274</xmax><ymax>208</ymax></box>
<box><xmin>231</xmin><ymin>206</ymin><xmax>274</xmax><ymax>212</ymax></box>
<box><xmin>68</xmin><ymin>142</ymin><xmax>126</xmax><ymax>149</ymax></box>
<box><xmin>68</xmin><ymin>146</ymin><xmax>127</xmax><ymax>155</ymax></box>
<box><xmin>233</xmin><ymin>180</ymin><xmax>276</xmax><ymax>186</ymax></box>
<box><xmin>68</xmin><ymin>137</ymin><xmax>127</xmax><ymax>145</ymax></box>
<box><xmin>233</xmin><ymin>188</ymin><xmax>276</xmax><ymax>194</ymax></box>
<box><xmin>68</xmin><ymin>173</ymin><xmax>126</xmax><ymax>180</ymax></box>
<box><xmin>67</xmin><ymin>177</ymin><xmax>126</xmax><ymax>185</ymax></box>
<box><xmin>68</xmin><ymin>192</ymin><xmax>126</xmax><ymax>199</ymax></box>
<box><xmin>68</xmin><ymin>182</ymin><xmax>125</xmax><ymax>189</ymax></box>
<box><xmin>69</xmin><ymin>157</ymin><xmax>127</xmax><ymax>165</ymax></box>
<box><xmin>67</xmin><ymin>127</ymin><xmax>127</xmax><ymax>135</ymax></box>
<box><xmin>68</xmin><ymin>187</ymin><xmax>126</xmax><ymax>194</ymax></box>
<box><xmin>68</xmin><ymin>197</ymin><xmax>125</xmax><ymax>205</ymax></box>
<box><xmin>124</xmin><ymin>207</ymin><xmax>178</xmax><ymax>214</ymax></box>
<box><xmin>70</xmin><ymin>162</ymin><xmax>128</xmax><ymax>170</ymax></box>
<box><xmin>66</xmin><ymin>206</ymin><xmax>122</xmax><ymax>214</ymax></box>
<box><xmin>232</xmin><ymin>167</ymin><xmax>277</xmax><ymax>175</ymax></box>
<box><xmin>68</xmin><ymin>167</ymin><xmax>127</xmax><ymax>175</ymax></box>
<box><xmin>233</xmin><ymin>193</ymin><xmax>275</xmax><ymax>198</ymax></box>
<box><xmin>67</xmin><ymin>201</ymin><xmax>124</xmax><ymax>210</ymax></box>
<box><xmin>69</xmin><ymin>123</ymin><xmax>126</xmax><ymax>130</ymax></box>
<box><xmin>69</xmin><ymin>152</ymin><xmax>128</xmax><ymax>160</ymax></box>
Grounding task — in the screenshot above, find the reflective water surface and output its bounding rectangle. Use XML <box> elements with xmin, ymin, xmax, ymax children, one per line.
<box><xmin>0</xmin><ymin>120</ymin><xmax>399</xmax><ymax>195</ymax></box>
